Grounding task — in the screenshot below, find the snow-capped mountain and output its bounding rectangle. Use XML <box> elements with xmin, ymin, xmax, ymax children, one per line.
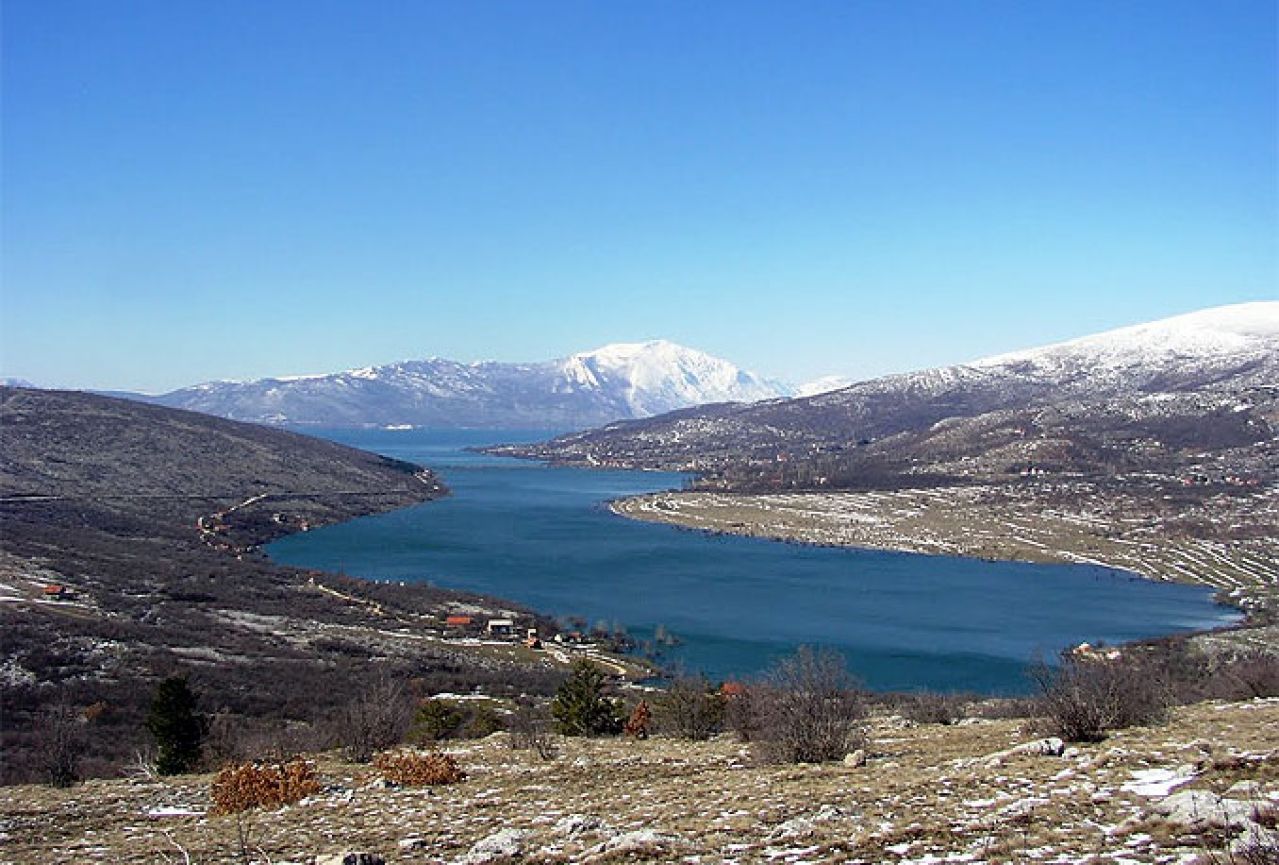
<box><xmin>150</xmin><ymin>341</ymin><xmax>791</xmax><ymax>429</ymax></box>
<box><xmin>802</xmin><ymin>302</ymin><xmax>1278</xmax><ymax>404</ymax></box>
<box><xmin>968</xmin><ymin>301</ymin><xmax>1278</xmax><ymax>391</ymax></box>
<box><xmin>504</xmin><ymin>302</ymin><xmax>1279</xmax><ymax>468</ymax></box>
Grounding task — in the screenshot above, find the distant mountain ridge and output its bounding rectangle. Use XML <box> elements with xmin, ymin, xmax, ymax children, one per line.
<box><xmin>149</xmin><ymin>340</ymin><xmax>792</xmax><ymax>429</ymax></box>
<box><xmin>494</xmin><ymin>302</ymin><xmax>1279</xmax><ymax>479</ymax></box>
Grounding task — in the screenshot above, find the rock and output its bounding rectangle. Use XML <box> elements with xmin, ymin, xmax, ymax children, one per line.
<box><xmin>768</xmin><ymin>816</ymin><xmax>816</xmax><ymax>840</ymax></box>
<box><xmin>1226</xmin><ymin>779</ymin><xmax>1265</xmax><ymax>799</ymax></box>
<box><xmin>812</xmin><ymin>804</ymin><xmax>844</xmax><ymax>822</ymax></box>
<box><xmin>462</xmin><ymin>828</ymin><xmax>528</xmax><ymax>864</ymax></box>
<box><xmin>985</xmin><ymin>737</ymin><xmax>1064</xmax><ymax>766</ymax></box>
<box><xmin>398</xmin><ymin>837</ymin><xmax>427</xmax><ymax>851</ymax></box>
<box><xmin>843</xmin><ymin>749</ymin><xmax>867</xmax><ymax>767</ymax></box>
<box><xmin>314</xmin><ymin>855</ymin><xmax>385</xmax><ymax>865</ymax></box>
<box><xmin>554</xmin><ymin>814</ymin><xmax>605</xmax><ymax>839</ymax></box>
<box><xmin>1013</xmin><ymin>737</ymin><xmax>1065</xmax><ymax>757</ymax></box>
<box><xmin>1231</xmin><ymin>820</ymin><xmax>1279</xmax><ymax>854</ymax></box>
<box><xmin>588</xmin><ymin>829</ymin><xmax>686</xmax><ymax>857</ymax></box>
<box><xmin>1154</xmin><ymin>790</ymin><xmax>1257</xmax><ymax>829</ymax></box>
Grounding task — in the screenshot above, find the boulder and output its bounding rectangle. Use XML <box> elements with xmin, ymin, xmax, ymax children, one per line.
<box><xmin>1154</xmin><ymin>790</ymin><xmax>1257</xmax><ymax>829</ymax></box>
<box><xmin>315</xmin><ymin>855</ymin><xmax>385</xmax><ymax>865</ymax></box>
<box><xmin>554</xmin><ymin>814</ymin><xmax>605</xmax><ymax>839</ymax></box>
<box><xmin>587</xmin><ymin>829</ymin><xmax>686</xmax><ymax>857</ymax></box>
<box><xmin>843</xmin><ymin>749</ymin><xmax>867</xmax><ymax>767</ymax></box>
<box><xmin>462</xmin><ymin>828</ymin><xmax>528</xmax><ymax>864</ymax></box>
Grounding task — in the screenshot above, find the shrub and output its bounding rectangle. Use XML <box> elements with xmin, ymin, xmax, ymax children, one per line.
<box><xmin>509</xmin><ymin>702</ymin><xmax>557</xmax><ymax>760</ymax></box>
<box><xmin>373</xmin><ymin>750</ymin><xmax>466</xmax><ymax>786</ymax></box>
<box><xmin>411</xmin><ymin>699</ymin><xmax>465</xmax><ymax>742</ymax></box>
<box><xmin>1030</xmin><ymin>653</ymin><xmax>1169</xmax><ymax>742</ymax></box>
<box><xmin>332</xmin><ymin>677</ymin><xmax>413</xmax><ymax>763</ymax></box>
<box><xmin>896</xmin><ymin>692</ymin><xmax>970</xmax><ymax>726</ymax></box>
<box><xmin>463</xmin><ymin>703</ymin><xmax>504</xmax><ymax>739</ymax></box>
<box><xmin>1221</xmin><ymin>651</ymin><xmax>1279</xmax><ymax>699</ymax></box>
<box><xmin>750</xmin><ymin>646</ymin><xmax>868</xmax><ymax>764</ymax></box>
<box><xmin>147</xmin><ymin>676</ymin><xmax>205</xmax><ymax>775</ymax></box>
<box><xmin>654</xmin><ymin>677</ymin><xmax>725</xmax><ymax>741</ymax></box>
<box><xmin>623</xmin><ymin>701</ymin><xmax>652</xmax><ymax>739</ymax></box>
<box><xmin>209</xmin><ymin>760</ymin><xmax>320</xmax><ymax>815</ymax></box>
<box><xmin>724</xmin><ymin>684</ymin><xmax>762</xmax><ymax>743</ymax></box>
<box><xmin>409</xmin><ymin>698</ymin><xmax>505</xmax><ymax>743</ymax></box>
<box><xmin>550</xmin><ymin>659</ymin><xmax>624</xmax><ymax>737</ymax></box>
<box><xmin>35</xmin><ymin>702</ymin><xmax>87</xmax><ymax>788</ymax></box>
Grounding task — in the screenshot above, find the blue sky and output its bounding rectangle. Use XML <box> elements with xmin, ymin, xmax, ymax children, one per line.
<box><xmin>2</xmin><ymin>0</ymin><xmax>1275</xmax><ymax>392</ymax></box>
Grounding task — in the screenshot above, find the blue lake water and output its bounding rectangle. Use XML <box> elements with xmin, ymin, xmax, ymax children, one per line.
<box><xmin>267</xmin><ymin>428</ymin><xmax>1240</xmax><ymax>694</ymax></box>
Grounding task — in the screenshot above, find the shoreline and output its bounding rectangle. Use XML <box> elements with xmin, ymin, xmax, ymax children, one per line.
<box><xmin>608</xmin><ymin>486</ymin><xmax>1277</xmax><ymax>654</ymax></box>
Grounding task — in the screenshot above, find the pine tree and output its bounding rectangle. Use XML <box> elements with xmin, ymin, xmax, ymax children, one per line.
<box><xmin>146</xmin><ymin>676</ymin><xmax>205</xmax><ymax>775</ymax></box>
<box><xmin>551</xmin><ymin>659</ymin><xmax>623</xmax><ymax>736</ymax></box>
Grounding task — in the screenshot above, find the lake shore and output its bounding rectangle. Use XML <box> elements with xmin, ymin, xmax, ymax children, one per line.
<box><xmin>610</xmin><ymin>483</ymin><xmax>1278</xmax><ymax>654</ymax></box>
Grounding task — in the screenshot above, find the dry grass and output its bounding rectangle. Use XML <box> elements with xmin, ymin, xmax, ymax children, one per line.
<box><xmin>2</xmin><ymin>699</ymin><xmax>1276</xmax><ymax>863</ymax></box>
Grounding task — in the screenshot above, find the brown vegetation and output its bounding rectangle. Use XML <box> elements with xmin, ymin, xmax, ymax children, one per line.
<box><xmin>371</xmin><ymin>750</ymin><xmax>466</xmax><ymax>786</ymax></box>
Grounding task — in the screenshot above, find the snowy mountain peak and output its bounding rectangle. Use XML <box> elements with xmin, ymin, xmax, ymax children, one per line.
<box><xmin>152</xmin><ymin>341</ymin><xmax>790</xmax><ymax>428</ymax></box>
<box><xmin>973</xmin><ymin>302</ymin><xmax>1279</xmax><ymax>371</ymax></box>
<box><xmin>560</xmin><ymin>340</ymin><xmax>791</xmax><ymax>417</ymax></box>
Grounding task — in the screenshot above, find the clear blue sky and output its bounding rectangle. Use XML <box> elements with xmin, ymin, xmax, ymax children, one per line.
<box><xmin>3</xmin><ymin>0</ymin><xmax>1275</xmax><ymax>393</ymax></box>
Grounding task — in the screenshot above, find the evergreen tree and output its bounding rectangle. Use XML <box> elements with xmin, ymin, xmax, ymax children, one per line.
<box><xmin>550</xmin><ymin>659</ymin><xmax>623</xmax><ymax>736</ymax></box>
<box><xmin>146</xmin><ymin>676</ymin><xmax>205</xmax><ymax>775</ymax></box>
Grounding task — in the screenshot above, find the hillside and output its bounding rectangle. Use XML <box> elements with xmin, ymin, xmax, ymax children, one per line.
<box><xmin>0</xmin><ymin>389</ymin><xmax>636</xmax><ymax>784</ymax></box>
<box><xmin>4</xmin><ymin>698</ymin><xmax>1277</xmax><ymax>863</ymax></box>
<box><xmin>145</xmin><ymin>340</ymin><xmax>791</xmax><ymax>429</ymax></box>
<box><xmin>496</xmin><ymin>303</ymin><xmax>1278</xmax><ymax>476</ymax></box>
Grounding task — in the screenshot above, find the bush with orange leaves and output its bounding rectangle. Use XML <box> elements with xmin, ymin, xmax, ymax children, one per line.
<box><xmin>373</xmin><ymin>749</ymin><xmax>466</xmax><ymax>786</ymax></box>
<box><xmin>209</xmin><ymin>760</ymin><xmax>321</xmax><ymax>815</ymax></box>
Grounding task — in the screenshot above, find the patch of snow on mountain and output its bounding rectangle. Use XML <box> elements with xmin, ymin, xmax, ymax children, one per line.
<box><xmin>973</xmin><ymin>302</ymin><xmax>1279</xmax><ymax>373</ymax></box>
<box><xmin>796</xmin><ymin>376</ymin><xmax>855</xmax><ymax>397</ymax></box>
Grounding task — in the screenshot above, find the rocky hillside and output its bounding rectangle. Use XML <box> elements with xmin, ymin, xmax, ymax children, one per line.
<box><xmin>146</xmin><ymin>341</ymin><xmax>791</xmax><ymax>429</ymax></box>
<box><xmin>3</xmin><ymin>698</ymin><xmax>1276</xmax><ymax>863</ymax></box>
<box><xmin>0</xmin><ymin>389</ymin><xmax>615</xmax><ymax>784</ymax></box>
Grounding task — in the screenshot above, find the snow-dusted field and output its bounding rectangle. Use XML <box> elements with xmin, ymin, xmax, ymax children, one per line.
<box><xmin>5</xmin><ymin>699</ymin><xmax>1276</xmax><ymax>863</ymax></box>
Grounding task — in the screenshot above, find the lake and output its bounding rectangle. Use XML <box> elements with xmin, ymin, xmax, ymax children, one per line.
<box><xmin>266</xmin><ymin>428</ymin><xmax>1240</xmax><ymax>694</ymax></box>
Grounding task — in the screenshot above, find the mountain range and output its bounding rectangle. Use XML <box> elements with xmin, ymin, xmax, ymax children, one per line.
<box><xmin>494</xmin><ymin>301</ymin><xmax>1279</xmax><ymax>485</ymax></box>
<box><xmin>145</xmin><ymin>340</ymin><xmax>791</xmax><ymax>429</ymax></box>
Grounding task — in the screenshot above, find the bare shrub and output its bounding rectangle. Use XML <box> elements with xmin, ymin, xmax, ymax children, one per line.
<box><xmin>972</xmin><ymin>697</ymin><xmax>1038</xmax><ymax>721</ymax></box>
<box><xmin>1221</xmin><ymin>651</ymin><xmax>1279</xmax><ymax>699</ymax></box>
<box><xmin>896</xmin><ymin>692</ymin><xmax>970</xmax><ymax>726</ymax></box>
<box><xmin>1030</xmin><ymin>654</ymin><xmax>1169</xmax><ymax>742</ymax></box>
<box><xmin>204</xmin><ymin>712</ymin><xmax>324</xmax><ymax>767</ymax></box>
<box><xmin>35</xmin><ymin>701</ymin><xmax>87</xmax><ymax>788</ymax></box>
<box><xmin>209</xmin><ymin>760</ymin><xmax>320</xmax><ymax>815</ymax></box>
<box><xmin>373</xmin><ymin>750</ymin><xmax>466</xmax><ymax>786</ymax></box>
<box><xmin>750</xmin><ymin>646</ymin><xmax>868</xmax><ymax>764</ymax></box>
<box><xmin>331</xmin><ymin>677</ymin><xmax>413</xmax><ymax>763</ymax></box>
<box><xmin>724</xmin><ymin>684</ymin><xmax>761</xmax><ymax>743</ymax></box>
<box><xmin>509</xmin><ymin>702</ymin><xmax>557</xmax><ymax>760</ymax></box>
<box><xmin>653</xmin><ymin>677</ymin><xmax>725</xmax><ymax>741</ymax></box>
